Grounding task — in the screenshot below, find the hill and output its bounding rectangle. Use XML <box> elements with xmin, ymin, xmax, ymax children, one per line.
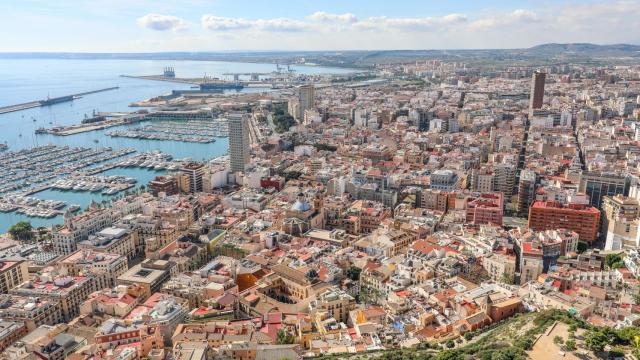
<box><xmin>317</xmin><ymin>309</ymin><xmax>640</xmax><ymax>360</ymax></box>
<box><xmin>1</xmin><ymin>43</ymin><xmax>639</xmax><ymax>68</ymax></box>
<box><xmin>528</xmin><ymin>43</ymin><xmax>640</xmax><ymax>56</ymax></box>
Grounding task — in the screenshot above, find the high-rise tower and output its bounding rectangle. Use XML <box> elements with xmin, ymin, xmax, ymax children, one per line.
<box><xmin>297</xmin><ymin>84</ymin><xmax>315</xmax><ymax>120</ymax></box>
<box><xmin>529</xmin><ymin>70</ymin><xmax>546</xmax><ymax>112</ymax></box>
<box><xmin>228</xmin><ymin>113</ymin><xmax>250</xmax><ymax>173</ymax></box>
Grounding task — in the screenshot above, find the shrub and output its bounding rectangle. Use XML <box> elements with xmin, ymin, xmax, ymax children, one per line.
<box><xmin>553</xmin><ymin>336</ymin><xmax>564</xmax><ymax>345</ymax></box>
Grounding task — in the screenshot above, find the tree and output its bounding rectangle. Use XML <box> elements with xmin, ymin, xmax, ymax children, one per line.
<box><xmin>584</xmin><ymin>329</ymin><xmax>609</xmax><ymax>352</ymax></box>
<box><xmin>514</xmin><ymin>337</ymin><xmax>533</xmax><ymax>350</ymax></box>
<box><xmin>605</xmin><ymin>253</ymin><xmax>624</xmax><ymax>269</ymax></box>
<box><xmin>272</xmin><ymin>104</ymin><xmax>297</xmax><ymax>134</ymax></box>
<box><xmin>306</xmin><ymin>269</ymin><xmax>319</xmax><ymax>282</ymax></box>
<box><xmin>313</xmin><ymin>143</ymin><xmax>338</xmax><ymax>152</ymax></box>
<box><xmin>284</xmin><ymin>171</ymin><xmax>302</xmax><ymax>181</ymax></box>
<box><xmin>609</xmin><ymin>347</ymin><xmax>625</xmax><ymax>359</ymax></box>
<box><xmin>463</xmin><ymin>332</ymin><xmax>474</xmax><ymax>341</ymax></box>
<box><xmin>501</xmin><ymin>272</ymin><xmax>514</xmax><ymax>285</ymax></box>
<box><xmin>445</xmin><ymin>340</ymin><xmax>455</xmax><ymax>349</ymax></box>
<box><xmin>565</xmin><ymin>339</ymin><xmax>577</xmax><ymax>351</ymax></box>
<box><xmin>632</xmin><ymin>336</ymin><xmax>640</xmax><ymax>357</ymax></box>
<box><xmin>358</xmin><ymin>285</ymin><xmax>381</xmax><ymax>305</ymax></box>
<box><xmin>346</xmin><ymin>265</ymin><xmax>362</xmax><ymax>281</ymax></box>
<box><xmin>276</xmin><ymin>329</ymin><xmax>296</xmax><ymax>345</ymax></box>
<box><xmin>8</xmin><ymin>221</ymin><xmax>33</xmax><ymax>241</ymax></box>
<box><xmin>261</xmin><ymin>143</ymin><xmax>276</xmax><ymax>153</ymax></box>
<box><xmin>615</xmin><ymin>326</ymin><xmax>640</xmax><ymax>343</ymax></box>
<box><xmin>577</xmin><ymin>241</ymin><xmax>588</xmax><ymax>253</ymax></box>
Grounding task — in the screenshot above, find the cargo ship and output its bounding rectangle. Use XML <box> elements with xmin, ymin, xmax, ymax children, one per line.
<box><xmin>39</xmin><ymin>95</ymin><xmax>74</xmax><ymax>106</ymax></box>
<box><xmin>199</xmin><ymin>82</ymin><xmax>244</xmax><ymax>92</ymax></box>
<box><xmin>81</xmin><ymin>110</ymin><xmax>106</xmax><ymax>124</ymax></box>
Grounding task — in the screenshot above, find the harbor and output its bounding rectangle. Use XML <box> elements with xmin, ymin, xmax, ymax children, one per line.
<box><xmin>49</xmin><ymin>175</ymin><xmax>137</xmax><ymax>195</ymax></box>
<box><xmin>36</xmin><ymin>112</ymin><xmax>146</xmax><ymax>136</ymax></box>
<box><xmin>0</xmin><ymin>145</ymin><xmax>200</xmax><ymax>219</ymax></box>
<box><xmin>0</xmin><ymin>58</ymin><xmax>353</xmax><ymax>232</ymax></box>
<box><xmin>0</xmin><ymin>145</ymin><xmax>136</xmax><ymax>194</ymax></box>
<box><xmin>0</xmin><ymin>87</ymin><xmax>119</xmax><ymax>114</ymax></box>
<box><xmin>107</xmin><ymin>118</ymin><xmax>228</xmax><ymax>143</ymax></box>
<box><xmin>0</xmin><ymin>145</ymin><xmax>138</xmax><ymax>217</ymax></box>
<box><xmin>114</xmin><ymin>150</ymin><xmax>185</xmax><ymax>170</ymax></box>
<box><xmin>121</xmin><ymin>64</ymin><xmax>318</xmax><ymax>91</ymax></box>
<box><xmin>0</xmin><ymin>195</ymin><xmax>70</xmax><ymax>218</ymax></box>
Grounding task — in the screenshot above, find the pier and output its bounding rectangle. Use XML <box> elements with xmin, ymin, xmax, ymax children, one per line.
<box><xmin>121</xmin><ymin>74</ymin><xmax>202</xmax><ymax>84</ymax></box>
<box><xmin>36</xmin><ymin>113</ymin><xmax>145</xmax><ymax>136</ymax></box>
<box><xmin>121</xmin><ymin>73</ymin><xmax>294</xmax><ymax>90</ymax></box>
<box><xmin>0</xmin><ymin>87</ymin><xmax>120</xmax><ymax>115</ymax></box>
<box><xmin>122</xmin><ymin>74</ymin><xmax>246</xmax><ymax>91</ymax></box>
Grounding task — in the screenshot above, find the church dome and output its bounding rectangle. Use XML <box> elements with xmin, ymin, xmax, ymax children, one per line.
<box><xmin>291</xmin><ymin>199</ymin><xmax>311</xmax><ymax>212</ymax></box>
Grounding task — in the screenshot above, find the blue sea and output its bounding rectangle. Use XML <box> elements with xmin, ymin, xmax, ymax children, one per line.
<box><xmin>0</xmin><ymin>59</ymin><xmax>353</xmax><ymax>232</ymax></box>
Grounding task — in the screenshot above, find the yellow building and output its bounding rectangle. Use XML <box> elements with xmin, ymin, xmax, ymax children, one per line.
<box><xmin>0</xmin><ymin>260</ymin><xmax>29</xmax><ymax>294</ymax></box>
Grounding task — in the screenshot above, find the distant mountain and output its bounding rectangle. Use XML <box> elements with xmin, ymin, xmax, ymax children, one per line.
<box><xmin>0</xmin><ymin>43</ymin><xmax>639</xmax><ymax>67</ymax></box>
<box><xmin>527</xmin><ymin>43</ymin><xmax>640</xmax><ymax>55</ymax></box>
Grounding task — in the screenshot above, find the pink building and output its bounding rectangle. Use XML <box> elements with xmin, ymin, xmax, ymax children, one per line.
<box><xmin>465</xmin><ymin>192</ymin><xmax>504</xmax><ymax>226</ymax></box>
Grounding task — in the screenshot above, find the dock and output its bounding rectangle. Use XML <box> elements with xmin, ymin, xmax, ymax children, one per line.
<box><xmin>121</xmin><ymin>74</ymin><xmax>202</xmax><ymax>84</ymax></box>
<box><xmin>122</xmin><ymin>74</ymin><xmax>245</xmax><ymax>90</ymax></box>
<box><xmin>122</xmin><ymin>73</ymin><xmax>301</xmax><ymax>91</ymax></box>
<box><xmin>36</xmin><ymin>113</ymin><xmax>144</xmax><ymax>136</ymax></box>
<box><xmin>0</xmin><ymin>87</ymin><xmax>120</xmax><ymax>115</ymax></box>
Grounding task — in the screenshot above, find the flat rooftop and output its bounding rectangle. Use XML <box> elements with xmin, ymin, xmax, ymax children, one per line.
<box><xmin>118</xmin><ymin>264</ymin><xmax>167</xmax><ymax>285</ymax></box>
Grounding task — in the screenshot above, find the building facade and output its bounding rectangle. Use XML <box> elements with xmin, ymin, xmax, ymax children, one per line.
<box><xmin>228</xmin><ymin>113</ymin><xmax>250</xmax><ymax>173</ymax></box>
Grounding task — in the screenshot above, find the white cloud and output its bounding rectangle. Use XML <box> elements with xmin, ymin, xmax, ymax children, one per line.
<box><xmin>355</xmin><ymin>13</ymin><xmax>467</xmax><ymax>31</ymax></box>
<box><xmin>307</xmin><ymin>11</ymin><xmax>357</xmax><ymax>24</ymax></box>
<box><xmin>146</xmin><ymin>2</ymin><xmax>640</xmax><ymax>50</ymax></box>
<box><xmin>201</xmin><ymin>15</ymin><xmax>252</xmax><ymax>31</ymax></box>
<box><xmin>470</xmin><ymin>9</ymin><xmax>540</xmax><ymax>30</ymax></box>
<box><xmin>137</xmin><ymin>13</ymin><xmax>188</xmax><ymax>31</ymax></box>
<box><xmin>201</xmin><ymin>12</ymin><xmax>465</xmax><ymax>33</ymax></box>
<box><xmin>254</xmin><ymin>18</ymin><xmax>309</xmax><ymax>32</ymax></box>
<box><xmin>202</xmin><ymin>15</ymin><xmax>309</xmax><ymax>32</ymax></box>
<box><xmin>511</xmin><ymin>9</ymin><xmax>540</xmax><ymax>22</ymax></box>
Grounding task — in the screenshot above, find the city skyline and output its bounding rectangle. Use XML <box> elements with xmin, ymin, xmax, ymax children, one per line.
<box><xmin>1</xmin><ymin>1</ymin><xmax>640</xmax><ymax>358</ymax></box>
<box><xmin>3</xmin><ymin>0</ymin><xmax>640</xmax><ymax>52</ymax></box>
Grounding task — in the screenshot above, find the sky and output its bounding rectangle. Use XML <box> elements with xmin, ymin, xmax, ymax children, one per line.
<box><xmin>1</xmin><ymin>0</ymin><xmax>640</xmax><ymax>52</ymax></box>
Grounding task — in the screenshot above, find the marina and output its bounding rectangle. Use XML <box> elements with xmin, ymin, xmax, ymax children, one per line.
<box><xmin>0</xmin><ymin>144</ymin><xmax>137</xmax><ymax>216</ymax></box>
<box><xmin>107</xmin><ymin>118</ymin><xmax>228</xmax><ymax>143</ymax></box>
<box><xmin>0</xmin><ymin>58</ymin><xmax>353</xmax><ymax>232</ymax></box>
<box><xmin>114</xmin><ymin>150</ymin><xmax>183</xmax><ymax>170</ymax></box>
<box><xmin>50</xmin><ymin>175</ymin><xmax>137</xmax><ymax>195</ymax></box>
<box><xmin>0</xmin><ymin>195</ymin><xmax>70</xmax><ymax>218</ymax></box>
<box><xmin>36</xmin><ymin>112</ymin><xmax>146</xmax><ymax>136</ymax></box>
<box><xmin>0</xmin><ymin>146</ymin><xmax>195</xmax><ymax>219</ymax></box>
